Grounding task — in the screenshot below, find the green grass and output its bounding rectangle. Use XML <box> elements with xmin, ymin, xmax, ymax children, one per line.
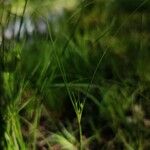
<box><xmin>0</xmin><ymin>0</ymin><xmax>150</xmax><ymax>149</ymax></box>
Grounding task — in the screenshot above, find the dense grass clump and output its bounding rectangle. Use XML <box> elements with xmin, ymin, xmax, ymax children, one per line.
<box><xmin>0</xmin><ymin>0</ymin><xmax>150</xmax><ymax>149</ymax></box>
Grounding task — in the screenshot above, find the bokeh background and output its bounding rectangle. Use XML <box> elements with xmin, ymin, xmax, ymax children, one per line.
<box><xmin>0</xmin><ymin>0</ymin><xmax>150</xmax><ymax>149</ymax></box>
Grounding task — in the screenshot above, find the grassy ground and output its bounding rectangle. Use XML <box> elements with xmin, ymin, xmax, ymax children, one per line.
<box><xmin>0</xmin><ymin>0</ymin><xmax>150</xmax><ymax>149</ymax></box>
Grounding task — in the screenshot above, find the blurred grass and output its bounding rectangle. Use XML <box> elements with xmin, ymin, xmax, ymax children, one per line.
<box><xmin>0</xmin><ymin>0</ymin><xmax>150</xmax><ymax>149</ymax></box>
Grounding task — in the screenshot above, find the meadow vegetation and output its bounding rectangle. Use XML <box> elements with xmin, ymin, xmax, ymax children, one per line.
<box><xmin>0</xmin><ymin>0</ymin><xmax>150</xmax><ymax>149</ymax></box>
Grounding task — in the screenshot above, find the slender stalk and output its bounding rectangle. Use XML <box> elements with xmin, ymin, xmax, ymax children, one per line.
<box><xmin>0</xmin><ymin>4</ymin><xmax>6</xmax><ymax>148</ymax></box>
<box><xmin>78</xmin><ymin>119</ymin><xmax>83</xmax><ymax>150</ymax></box>
<box><xmin>17</xmin><ymin>0</ymin><xmax>28</xmax><ymax>40</ymax></box>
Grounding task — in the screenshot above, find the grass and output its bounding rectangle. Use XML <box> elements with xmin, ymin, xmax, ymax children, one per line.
<box><xmin>0</xmin><ymin>0</ymin><xmax>150</xmax><ymax>149</ymax></box>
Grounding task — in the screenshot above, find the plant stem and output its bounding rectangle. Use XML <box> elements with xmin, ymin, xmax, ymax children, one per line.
<box><xmin>78</xmin><ymin>118</ymin><xmax>82</xmax><ymax>150</ymax></box>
